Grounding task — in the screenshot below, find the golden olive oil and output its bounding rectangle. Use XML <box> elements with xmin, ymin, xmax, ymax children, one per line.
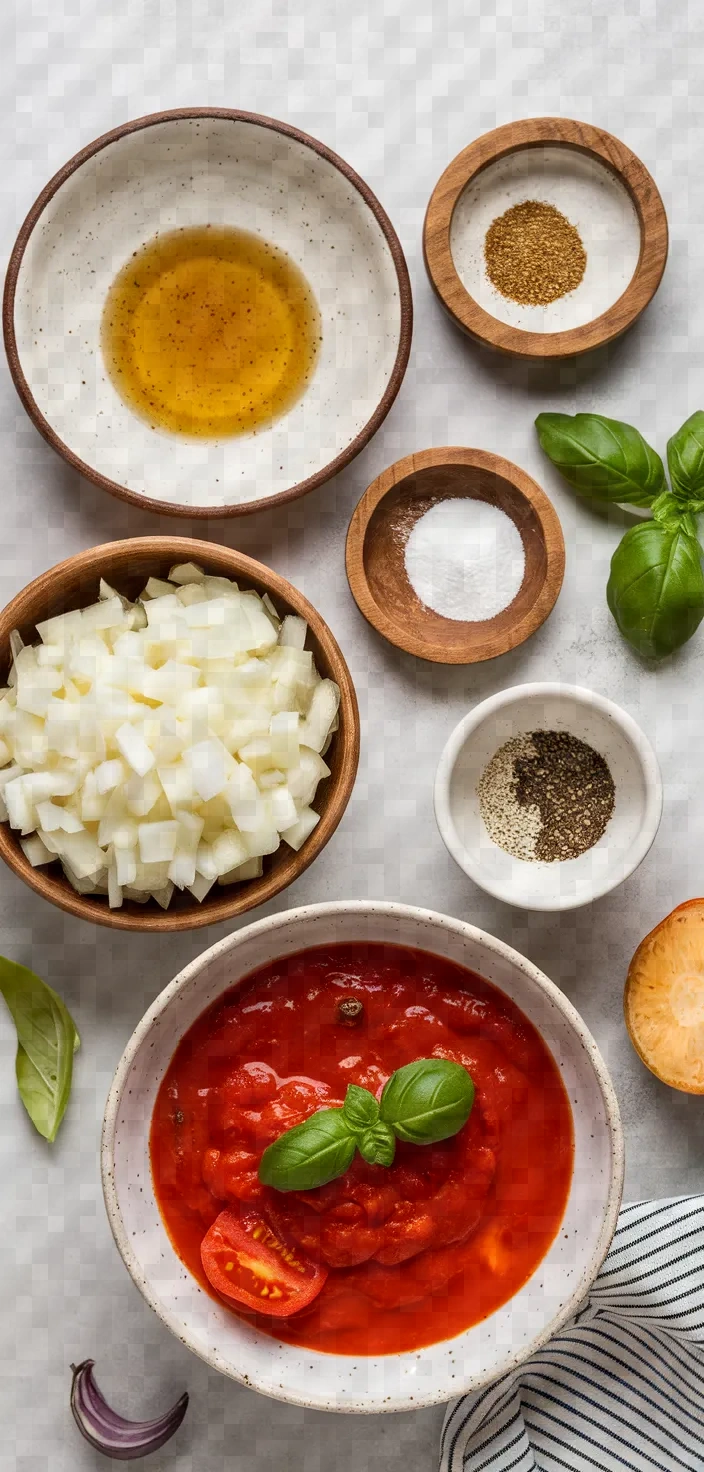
<box><xmin>101</xmin><ymin>225</ymin><xmax>321</xmax><ymax>438</ymax></box>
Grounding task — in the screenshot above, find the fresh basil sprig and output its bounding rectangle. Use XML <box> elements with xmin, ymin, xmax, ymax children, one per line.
<box><xmin>536</xmin><ymin>409</ymin><xmax>704</xmax><ymax>658</ymax></box>
<box><xmin>0</xmin><ymin>956</ymin><xmax>79</xmax><ymax>1142</ymax></box>
<box><xmin>535</xmin><ymin>412</ymin><xmax>666</xmax><ymax>506</ymax></box>
<box><xmin>667</xmin><ymin>411</ymin><xmax>704</xmax><ymax>505</ymax></box>
<box><xmin>379</xmin><ymin>1058</ymin><xmax>474</xmax><ymax>1144</ymax></box>
<box><xmin>606</xmin><ymin>522</ymin><xmax>704</xmax><ymax>659</ymax></box>
<box><xmin>258</xmin><ymin>1059</ymin><xmax>474</xmax><ymax>1193</ymax></box>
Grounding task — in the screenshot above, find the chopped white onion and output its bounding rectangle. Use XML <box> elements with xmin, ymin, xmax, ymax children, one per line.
<box><xmin>0</xmin><ymin>566</ymin><xmax>339</xmax><ymax>908</ymax></box>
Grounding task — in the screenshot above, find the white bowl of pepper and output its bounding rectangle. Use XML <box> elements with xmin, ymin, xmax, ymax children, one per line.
<box><xmin>434</xmin><ymin>683</ymin><xmax>662</xmax><ymax>911</ymax></box>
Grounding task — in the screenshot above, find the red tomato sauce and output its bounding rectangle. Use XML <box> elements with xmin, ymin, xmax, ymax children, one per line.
<box><xmin>150</xmin><ymin>944</ymin><xmax>573</xmax><ymax>1356</ymax></box>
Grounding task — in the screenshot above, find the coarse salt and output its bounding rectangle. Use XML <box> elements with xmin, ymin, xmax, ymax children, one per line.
<box><xmin>404</xmin><ymin>499</ymin><xmax>525</xmax><ymax>622</ymax></box>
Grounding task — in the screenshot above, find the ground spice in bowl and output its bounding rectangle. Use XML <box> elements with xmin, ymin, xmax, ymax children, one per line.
<box><xmin>478</xmin><ymin>729</ymin><xmax>615</xmax><ymax>862</ymax></box>
<box><xmin>484</xmin><ymin>200</ymin><xmax>587</xmax><ymax>306</ymax></box>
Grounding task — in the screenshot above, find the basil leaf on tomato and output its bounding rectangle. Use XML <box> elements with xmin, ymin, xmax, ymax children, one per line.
<box><xmin>258</xmin><ymin>1109</ymin><xmax>356</xmax><ymax>1192</ymax></box>
<box><xmin>606</xmin><ymin>521</ymin><xmax>704</xmax><ymax>658</ymax></box>
<box><xmin>667</xmin><ymin>411</ymin><xmax>704</xmax><ymax>504</ymax></box>
<box><xmin>341</xmin><ymin>1083</ymin><xmax>379</xmax><ymax>1134</ymax></box>
<box><xmin>0</xmin><ymin>956</ymin><xmax>79</xmax><ymax>1142</ymax></box>
<box><xmin>535</xmin><ymin>412</ymin><xmax>665</xmax><ymax>506</ymax></box>
<box><xmin>358</xmin><ymin>1121</ymin><xmax>396</xmax><ymax>1167</ymax></box>
<box><xmin>380</xmin><ymin>1058</ymin><xmax>474</xmax><ymax>1145</ymax></box>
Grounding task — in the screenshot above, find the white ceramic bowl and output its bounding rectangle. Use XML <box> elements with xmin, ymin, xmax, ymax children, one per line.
<box><xmin>101</xmin><ymin>901</ymin><xmax>623</xmax><ymax>1413</ymax></box>
<box><xmin>434</xmin><ymin>683</ymin><xmax>662</xmax><ymax>912</ymax></box>
<box><xmin>4</xmin><ymin>109</ymin><xmax>412</xmax><ymax>516</ymax></box>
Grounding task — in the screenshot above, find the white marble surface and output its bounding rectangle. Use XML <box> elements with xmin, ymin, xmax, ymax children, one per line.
<box><xmin>2</xmin><ymin>1</ymin><xmax>704</xmax><ymax>1468</ymax></box>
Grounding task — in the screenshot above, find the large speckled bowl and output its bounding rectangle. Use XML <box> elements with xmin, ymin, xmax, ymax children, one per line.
<box><xmin>4</xmin><ymin>109</ymin><xmax>412</xmax><ymax>516</ymax></box>
<box><xmin>101</xmin><ymin>902</ymin><xmax>623</xmax><ymax>1413</ymax></box>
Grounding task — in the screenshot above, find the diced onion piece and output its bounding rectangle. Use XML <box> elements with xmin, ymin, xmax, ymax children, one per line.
<box><xmin>95</xmin><ymin>759</ymin><xmax>124</xmax><ymax>794</ymax></box>
<box><xmin>242</xmin><ymin>825</ymin><xmax>280</xmax><ymax>858</ymax></box>
<box><xmin>35</xmin><ymin>800</ymin><xmax>83</xmax><ymax>834</ymax></box>
<box><xmin>5</xmin><ymin>777</ymin><xmax>34</xmax><ymax>834</ymax></box>
<box><xmin>270</xmin><ymin>711</ymin><xmax>300</xmax><ymax>769</ymax></box>
<box><xmin>114</xmin><ymin>845</ymin><xmax>136</xmax><ymax>886</ymax></box>
<box><xmin>262</xmin><ymin>593</ymin><xmax>279</xmax><ymax>622</ymax></box>
<box><xmin>225</xmin><ymin>763</ymin><xmax>265</xmax><ymax>833</ymax></box>
<box><xmin>288</xmin><ymin>748</ymin><xmax>331</xmax><ymax>807</ymax></box>
<box><xmin>138</xmin><ymin>821</ymin><xmax>179</xmax><ymax>865</ymax></box>
<box><xmin>300</xmin><ymin>681</ymin><xmax>340</xmax><ymax>754</ymax></box>
<box><xmin>281</xmin><ymin>806</ymin><xmax>320</xmax><ymax>851</ymax></box>
<box><xmin>142</xmin><ymin>660</ymin><xmax>200</xmax><ymax>703</ymax></box>
<box><xmin>238</xmin><ymin>737</ymin><xmax>275</xmax><ymax>777</ymax></box>
<box><xmin>279</xmin><ymin>615</ymin><xmax>308</xmax><ymax>650</ymax></box>
<box><xmin>20</xmin><ymin>833</ymin><xmax>54</xmax><ymax>867</ymax></box>
<box><xmin>125</xmin><ymin>772</ymin><xmax>163</xmax><ymax>818</ymax></box>
<box><xmin>186</xmin><ymin>738</ymin><xmax>232</xmax><ymax>802</ymax></box>
<box><xmin>195</xmin><ymin>842</ymin><xmax>219</xmax><ymax>881</ymax></box>
<box><xmin>217</xmin><ymin>856</ymin><xmax>264</xmax><ymax>884</ymax></box>
<box><xmin>168</xmin><ymin>562</ymin><xmax>205</xmax><ymax>585</ymax></box>
<box><xmin>80</xmin><ymin>770</ymin><xmax>108</xmax><ymax>822</ymax></box>
<box><xmin>211</xmin><ymin>830</ymin><xmax>248</xmax><ymax>876</ymax></box>
<box><xmin>57</xmin><ymin>830</ymin><xmax>106</xmax><ymax>879</ymax></box>
<box><xmin>115</xmin><ymin>722</ymin><xmax>156</xmax><ymax>777</ymax></box>
<box><xmin>143</xmin><ymin>577</ymin><xmax>176</xmax><ymax>600</ymax></box>
<box><xmin>269</xmin><ymin>785</ymin><xmax>298</xmax><ymax>832</ymax></box>
<box><xmin>152</xmin><ymin>882</ymin><xmax>175</xmax><ymax>910</ymax></box>
<box><xmin>108</xmin><ymin>862</ymin><xmax>123</xmax><ymax>909</ymax></box>
<box><xmin>258</xmin><ymin>769</ymin><xmax>286</xmax><ymax>789</ymax></box>
<box><xmin>188</xmin><ymin>872</ymin><xmax>216</xmax><ymax>902</ymax></box>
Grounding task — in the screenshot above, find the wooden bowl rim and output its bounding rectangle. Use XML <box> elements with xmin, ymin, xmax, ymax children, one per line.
<box><xmin>345</xmin><ymin>446</ymin><xmax>565</xmax><ymax>664</ymax></box>
<box><xmin>0</xmin><ymin>535</ymin><xmax>360</xmax><ymax>931</ymax></box>
<box><xmin>3</xmin><ymin>107</ymin><xmax>413</xmax><ymax>518</ymax></box>
<box><xmin>422</xmin><ymin>116</ymin><xmax>668</xmax><ymax>360</ymax></box>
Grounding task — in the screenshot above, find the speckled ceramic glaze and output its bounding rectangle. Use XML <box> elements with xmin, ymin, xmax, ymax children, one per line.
<box><xmin>5</xmin><ymin>110</ymin><xmax>412</xmax><ymax>515</ymax></box>
<box><xmin>101</xmin><ymin>901</ymin><xmax>623</xmax><ymax>1414</ymax></box>
<box><xmin>434</xmin><ymin>684</ymin><xmax>663</xmax><ymax>913</ymax></box>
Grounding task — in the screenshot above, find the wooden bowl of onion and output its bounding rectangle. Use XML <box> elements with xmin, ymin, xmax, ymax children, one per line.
<box><xmin>0</xmin><ymin>537</ymin><xmax>359</xmax><ymax>930</ymax></box>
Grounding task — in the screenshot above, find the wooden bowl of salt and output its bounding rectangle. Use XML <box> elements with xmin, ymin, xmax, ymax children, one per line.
<box><xmin>345</xmin><ymin>447</ymin><xmax>565</xmax><ymax>664</ymax></box>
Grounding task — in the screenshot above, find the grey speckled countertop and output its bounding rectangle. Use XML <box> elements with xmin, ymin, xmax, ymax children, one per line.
<box><xmin>2</xmin><ymin>1</ymin><xmax>703</xmax><ymax>1467</ymax></box>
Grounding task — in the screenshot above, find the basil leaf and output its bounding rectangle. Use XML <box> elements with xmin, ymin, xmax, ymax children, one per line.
<box><xmin>358</xmin><ymin>1122</ymin><xmax>396</xmax><ymax>1167</ymax></box>
<box><xmin>0</xmin><ymin>956</ymin><xmax>79</xmax><ymax>1142</ymax></box>
<box><xmin>535</xmin><ymin>412</ymin><xmax>665</xmax><ymax>506</ymax></box>
<box><xmin>380</xmin><ymin>1059</ymin><xmax>474</xmax><ymax>1145</ymax></box>
<box><xmin>258</xmin><ymin>1109</ymin><xmax>356</xmax><ymax>1192</ymax></box>
<box><xmin>341</xmin><ymin>1084</ymin><xmax>379</xmax><ymax>1134</ymax></box>
<box><xmin>607</xmin><ymin>522</ymin><xmax>704</xmax><ymax>658</ymax></box>
<box><xmin>667</xmin><ymin>411</ymin><xmax>704</xmax><ymax>503</ymax></box>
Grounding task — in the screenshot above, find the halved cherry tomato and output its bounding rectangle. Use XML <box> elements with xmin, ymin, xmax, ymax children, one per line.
<box><xmin>200</xmin><ymin>1208</ymin><xmax>327</xmax><ymax>1318</ymax></box>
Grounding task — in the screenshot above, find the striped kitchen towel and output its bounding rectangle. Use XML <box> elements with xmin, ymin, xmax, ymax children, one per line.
<box><xmin>440</xmin><ymin>1196</ymin><xmax>704</xmax><ymax>1472</ymax></box>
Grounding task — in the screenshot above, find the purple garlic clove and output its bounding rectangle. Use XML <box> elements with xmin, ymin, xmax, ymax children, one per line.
<box><xmin>70</xmin><ymin>1360</ymin><xmax>188</xmax><ymax>1461</ymax></box>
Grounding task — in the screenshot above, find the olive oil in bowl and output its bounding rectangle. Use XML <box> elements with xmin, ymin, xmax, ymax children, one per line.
<box><xmin>101</xmin><ymin>225</ymin><xmax>321</xmax><ymax>438</ymax></box>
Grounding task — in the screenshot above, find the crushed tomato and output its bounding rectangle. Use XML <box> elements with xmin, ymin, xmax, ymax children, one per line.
<box><xmin>150</xmin><ymin>944</ymin><xmax>574</xmax><ymax>1356</ymax></box>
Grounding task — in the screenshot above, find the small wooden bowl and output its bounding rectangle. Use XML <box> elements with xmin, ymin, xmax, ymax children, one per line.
<box><xmin>423</xmin><ymin>118</ymin><xmax>668</xmax><ymax>359</ymax></box>
<box><xmin>345</xmin><ymin>447</ymin><xmax>565</xmax><ymax>664</ymax></box>
<box><xmin>0</xmin><ymin>537</ymin><xmax>360</xmax><ymax>931</ymax></box>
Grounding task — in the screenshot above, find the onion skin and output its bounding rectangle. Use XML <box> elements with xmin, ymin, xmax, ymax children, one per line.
<box><xmin>70</xmin><ymin>1360</ymin><xmax>188</xmax><ymax>1460</ymax></box>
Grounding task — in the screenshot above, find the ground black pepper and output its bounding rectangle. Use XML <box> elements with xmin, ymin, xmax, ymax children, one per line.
<box><xmin>478</xmin><ymin>729</ymin><xmax>615</xmax><ymax>863</ymax></box>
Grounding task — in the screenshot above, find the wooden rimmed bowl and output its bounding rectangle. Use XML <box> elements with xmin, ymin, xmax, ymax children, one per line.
<box><xmin>345</xmin><ymin>448</ymin><xmax>565</xmax><ymax>664</ymax></box>
<box><xmin>423</xmin><ymin>118</ymin><xmax>668</xmax><ymax>359</ymax></box>
<box><xmin>3</xmin><ymin>108</ymin><xmax>412</xmax><ymax>516</ymax></box>
<box><xmin>0</xmin><ymin>537</ymin><xmax>360</xmax><ymax>931</ymax></box>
